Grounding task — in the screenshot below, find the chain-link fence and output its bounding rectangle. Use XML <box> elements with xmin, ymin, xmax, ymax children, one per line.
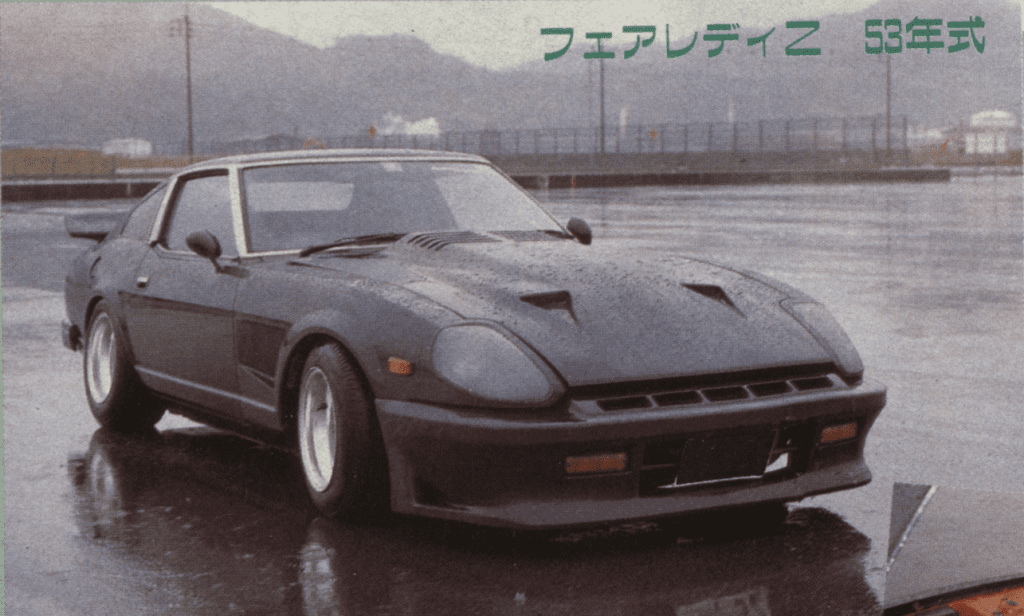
<box><xmin>187</xmin><ymin>116</ymin><xmax>911</xmax><ymax>158</ymax></box>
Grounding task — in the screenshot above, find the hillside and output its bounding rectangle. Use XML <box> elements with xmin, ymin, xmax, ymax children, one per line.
<box><xmin>0</xmin><ymin>0</ymin><xmax>1018</xmax><ymax>151</ymax></box>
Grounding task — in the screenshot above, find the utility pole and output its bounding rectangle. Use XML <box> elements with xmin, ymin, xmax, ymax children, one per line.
<box><xmin>183</xmin><ymin>5</ymin><xmax>195</xmax><ymax>163</ymax></box>
<box><xmin>599</xmin><ymin>57</ymin><xmax>605</xmax><ymax>154</ymax></box>
<box><xmin>885</xmin><ymin>54</ymin><xmax>891</xmax><ymax>166</ymax></box>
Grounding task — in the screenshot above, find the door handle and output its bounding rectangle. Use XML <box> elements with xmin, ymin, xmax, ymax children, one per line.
<box><xmin>135</xmin><ymin>276</ymin><xmax>150</xmax><ymax>289</ymax></box>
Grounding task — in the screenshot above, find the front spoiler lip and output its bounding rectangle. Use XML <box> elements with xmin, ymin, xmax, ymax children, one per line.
<box><xmin>61</xmin><ymin>319</ymin><xmax>82</xmax><ymax>351</ymax></box>
<box><xmin>376</xmin><ymin>379</ymin><xmax>886</xmax><ymax>529</ymax></box>
<box><xmin>394</xmin><ymin>460</ymin><xmax>873</xmax><ymax>530</ymax></box>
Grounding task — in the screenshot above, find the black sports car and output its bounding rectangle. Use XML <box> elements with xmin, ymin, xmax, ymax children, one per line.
<box><xmin>62</xmin><ymin>149</ymin><xmax>886</xmax><ymax>529</ymax></box>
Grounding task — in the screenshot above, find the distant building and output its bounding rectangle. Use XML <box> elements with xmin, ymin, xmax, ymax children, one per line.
<box><xmin>102</xmin><ymin>138</ymin><xmax>153</xmax><ymax>158</ymax></box>
<box><xmin>959</xmin><ymin>110</ymin><xmax>1017</xmax><ymax>155</ymax></box>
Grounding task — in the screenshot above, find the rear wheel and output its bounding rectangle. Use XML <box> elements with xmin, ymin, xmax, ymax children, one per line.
<box><xmin>297</xmin><ymin>343</ymin><xmax>388</xmax><ymax>519</ymax></box>
<box><xmin>83</xmin><ymin>301</ymin><xmax>165</xmax><ymax>431</ymax></box>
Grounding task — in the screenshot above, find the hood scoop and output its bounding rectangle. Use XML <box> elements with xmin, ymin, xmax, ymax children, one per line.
<box><xmin>404</xmin><ymin>231</ymin><xmax>499</xmax><ymax>251</ymax></box>
<box><xmin>520</xmin><ymin>290</ymin><xmax>577</xmax><ymax>322</ymax></box>
<box><xmin>683</xmin><ymin>283</ymin><xmax>744</xmax><ymax>317</ymax></box>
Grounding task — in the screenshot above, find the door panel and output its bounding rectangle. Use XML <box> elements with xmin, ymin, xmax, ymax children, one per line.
<box><xmin>123</xmin><ymin>249</ymin><xmax>240</xmax><ymax>415</ymax></box>
<box><xmin>120</xmin><ymin>171</ymin><xmax>242</xmax><ymax>416</ymax></box>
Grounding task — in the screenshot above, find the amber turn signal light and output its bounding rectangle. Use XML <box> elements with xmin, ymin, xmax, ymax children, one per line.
<box><xmin>820</xmin><ymin>422</ymin><xmax>857</xmax><ymax>444</ymax></box>
<box><xmin>565</xmin><ymin>453</ymin><xmax>628</xmax><ymax>475</ymax></box>
<box><xmin>388</xmin><ymin>357</ymin><xmax>413</xmax><ymax>376</ymax></box>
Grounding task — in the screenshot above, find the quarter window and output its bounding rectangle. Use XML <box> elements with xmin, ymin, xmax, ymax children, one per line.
<box><xmin>121</xmin><ymin>185</ymin><xmax>167</xmax><ymax>241</ymax></box>
<box><xmin>163</xmin><ymin>174</ymin><xmax>236</xmax><ymax>256</ymax></box>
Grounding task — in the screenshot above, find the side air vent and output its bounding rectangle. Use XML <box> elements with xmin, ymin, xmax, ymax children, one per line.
<box><xmin>404</xmin><ymin>231</ymin><xmax>499</xmax><ymax>251</ymax></box>
<box><xmin>521</xmin><ymin>290</ymin><xmax>577</xmax><ymax>322</ymax></box>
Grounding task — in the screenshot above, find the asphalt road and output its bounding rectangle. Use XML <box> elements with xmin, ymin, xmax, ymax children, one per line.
<box><xmin>3</xmin><ymin>176</ymin><xmax>1022</xmax><ymax>615</ymax></box>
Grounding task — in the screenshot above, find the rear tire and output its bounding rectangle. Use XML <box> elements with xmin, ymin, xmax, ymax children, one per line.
<box><xmin>297</xmin><ymin>343</ymin><xmax>389</xmax><ymax>519</ymax></box>
<box><xmin>83</xmin><ymin>301</ymin><xmax>165</xmax><ymax>431</ymax></box>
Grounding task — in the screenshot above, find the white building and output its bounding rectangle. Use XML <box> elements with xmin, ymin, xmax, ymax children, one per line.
<box><xmin>961</xmin><ymin>110</ymin><xmax>1016</xmax><ymax>155</ymax></box>
<box><xmin>102</xmin><ymin>138</ymin><xmax>153</xmax><ymax>158</ymax></box>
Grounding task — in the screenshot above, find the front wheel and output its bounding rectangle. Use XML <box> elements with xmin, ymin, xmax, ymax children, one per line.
<box><xmin>297</xmin><ymin>343</ymin><xmax>388</xmax><ymax>519</ymax></box>
<box><xmin>83</xmin><ymin>301</ymin><xmax>165</xmax><ymax>431</ymax></box>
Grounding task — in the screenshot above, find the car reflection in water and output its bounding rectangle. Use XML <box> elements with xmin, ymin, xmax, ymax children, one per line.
<box><xmin>69</xmin><ymin>427</ymin><xmax>881</xmax><ymax>616</ymax></box>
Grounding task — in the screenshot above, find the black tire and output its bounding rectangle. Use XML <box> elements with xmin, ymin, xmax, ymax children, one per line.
<box><xmin>83</xmin><ymin>301</ymin><xmax>165</xmax><ymax>431</ymax></box>
<box><xmin>296</xmin><ymin>343</ymin><xmax>389</xmax><ymax>519</ymax></box>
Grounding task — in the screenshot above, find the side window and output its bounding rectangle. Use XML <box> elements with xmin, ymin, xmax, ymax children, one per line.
<box><xmin>163</xmin><ymin>174</ymin><xmax>236</xmax><ymax>256</ymax></box>
<box><xmin>121</xmin><ymin>185</ymin><xmax>167</xmax><ymax>241</ymax></box>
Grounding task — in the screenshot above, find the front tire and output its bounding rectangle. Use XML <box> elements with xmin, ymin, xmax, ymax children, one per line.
<box><xmin>297</xmin><ymin>343</ymin><xmax>388</xmax><ymax>519</ymax></box>
<box><xmin>83</xmin><ymin>301</ymin><xmax>164</xmax><ymax>431</ymax></box>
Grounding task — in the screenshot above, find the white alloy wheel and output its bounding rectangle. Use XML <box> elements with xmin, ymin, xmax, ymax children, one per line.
<box><xmin>299</xmin><ymin>366</ymin><xmax>338</xmax><ymax>493</ymax></box>
<box><xmin>86</xmin><ymin>312</ymin><xmax>116</xmax><ymax>403</ymax></box>
<box><xmin>295</xmin><ymin>343</ymin><xmax>388</xmax><ymax>518</ymax></box>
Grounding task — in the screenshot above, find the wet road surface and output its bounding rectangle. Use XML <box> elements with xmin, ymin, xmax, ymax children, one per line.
<box><xmin>3</xmin><ymin>175</ymin><xmax>1022</xmax><ymax>615</ymax></box>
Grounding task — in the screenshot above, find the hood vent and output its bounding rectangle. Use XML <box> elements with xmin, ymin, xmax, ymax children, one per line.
<box><xmin>683</xmin><ymin>283</ymin><xmax>743</xmax><ymax>316</ymax></box>
<box><xmin>492</xmin><ymin>230</ymin><xmax>567</xmax><ymax>242</ymax></box>
<box><xmin>404</xmin><ymin>231</ymin><xmax>500</xmax><ymax>251</ymax></box>
<box><xmin>520</xmin><ymin>290</ymin><xmax>577</xmax><ymax>322</ymax></box>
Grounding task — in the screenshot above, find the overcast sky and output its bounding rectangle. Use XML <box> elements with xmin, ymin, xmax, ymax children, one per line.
<box><xmin>210</xmin><ymin>1</ymin><xmax>889</xmax><ymax>70</ymax></box>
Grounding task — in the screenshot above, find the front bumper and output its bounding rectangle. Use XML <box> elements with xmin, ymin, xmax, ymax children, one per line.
<box><xmin>376</xmin><ymin>379</ymin><xmax>886</xmax><ymax>529</ymax></box>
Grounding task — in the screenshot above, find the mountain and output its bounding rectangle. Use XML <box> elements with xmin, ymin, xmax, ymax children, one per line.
<box><xmin>0</xmin><ymin>0</ymin><xmax>1019</xmax><ymax>151</ymax></box>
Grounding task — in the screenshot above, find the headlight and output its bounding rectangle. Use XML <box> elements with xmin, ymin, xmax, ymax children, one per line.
<box><xmin>782</xmin><ymin>301</ymin><xmax>864</xmax><ymax>377</ymax></box>
<box><xmin>432</xmin><ymin>325</ymin><xmax>559</xmax><ymax>405</ymax></box>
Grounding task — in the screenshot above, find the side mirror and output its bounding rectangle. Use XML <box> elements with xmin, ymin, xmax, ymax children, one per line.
<box><xmin>186</xmin><ymin>231</ymin><xmax>222</xmax><ymax>270</ymax></box>
<box><xmin>566</xmin><ymin>217</ymin><xmax>592</xmax><ymax>245</ymax></box>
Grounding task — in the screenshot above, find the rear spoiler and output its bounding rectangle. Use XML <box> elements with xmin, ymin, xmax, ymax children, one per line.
<box><xmin>65</xmin><ymin>211</ymin><xmax>126</xmax><ymax>242</ymax></box>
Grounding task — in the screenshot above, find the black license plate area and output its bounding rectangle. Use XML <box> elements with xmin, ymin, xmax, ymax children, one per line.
<box><xmin>675</xmin><ymin>431</ymin><xmax>776</xmax><ymax>484</ymax></box>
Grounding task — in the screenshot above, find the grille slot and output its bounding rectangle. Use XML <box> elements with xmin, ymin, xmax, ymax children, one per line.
<box><xmin>792</xmin><ymin>376</ymin><xmax>834</xmax><ymax>391</ymax></box>
<box><xmin>703</xmin><ymin>386</ymin><xmax>749</xmax><ymax>402</ymax></box>
<box><xmin>652</xmin><ymin>391</ymin><xmax>702</xmax><ymax>406</ymax></box>
<box><xmin>749</xmin><ymin>381</ymin><xmax>792</xmax><ymax>396</ymax></box>
<box><xmin>596</xmin><ymin>396</ymin><xmax>652</xmax><ymax>412</ymax></box>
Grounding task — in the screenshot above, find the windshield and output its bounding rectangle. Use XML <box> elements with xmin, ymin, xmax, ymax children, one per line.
<box><xmin>241</xmin><ymin>161</ymin><xmax>563</xmax><ymax>253</ymax></box>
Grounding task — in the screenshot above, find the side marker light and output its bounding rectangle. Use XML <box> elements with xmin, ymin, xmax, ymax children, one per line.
<box><xmin>388</xmin><ymin>357</ymin><xmax>413</xmax><ymax>376</ymax></box>
<box><xmin>820</xmin><ymin>422</ymin><xmax>857</xmax><ymax>444</ymax></box>
<box><xmin>566</xmin><ymin>453</ymin><xmax>627</xmax><ymax>475</ymax></box>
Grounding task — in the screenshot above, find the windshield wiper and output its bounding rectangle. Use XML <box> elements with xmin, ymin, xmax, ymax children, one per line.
<box><xmin>298</xmin><ymin>232</ymin><xmax>408</xmax><ymax>257</ymax></box>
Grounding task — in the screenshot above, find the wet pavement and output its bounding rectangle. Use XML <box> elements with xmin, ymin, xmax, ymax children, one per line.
<box><xmin>884</xmin><ymin>485</ymin><xmax>1024</xmax><ymax>609</ymax></box>
<box><xmin>3</xmin><ymin>175</ymin><xmax>1022</xmax><ymax>615</ymax></box>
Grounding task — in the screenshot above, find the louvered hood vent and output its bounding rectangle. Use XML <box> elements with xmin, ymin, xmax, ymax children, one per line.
<box><xmin>404</xmin><ymin>231</ymin><xmax>500</xmax><ymax>251</ymax></box>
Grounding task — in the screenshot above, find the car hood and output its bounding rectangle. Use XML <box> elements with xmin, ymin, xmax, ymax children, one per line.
<box><xmin>303</xmin><ymin>238</ymin><xmax>833</xmax><ymax>387</ymax></box>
